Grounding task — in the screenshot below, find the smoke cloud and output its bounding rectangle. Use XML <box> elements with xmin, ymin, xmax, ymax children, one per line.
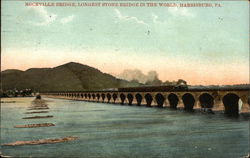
<box><xmin>117</xmin><ymin>69</ymin><xmax>159</xmax><ymax>84</ymax></box>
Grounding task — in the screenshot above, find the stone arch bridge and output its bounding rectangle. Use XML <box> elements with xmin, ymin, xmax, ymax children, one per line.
<box><xmin>41</xmin><ymin>86</ymin><xmax>250</xmax><ymax>115</ymax></box>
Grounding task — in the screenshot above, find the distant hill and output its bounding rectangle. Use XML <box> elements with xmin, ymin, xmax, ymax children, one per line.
<box><xmin>1</xmin><ymin>62</ymin><xmax>139</xmax><ymax>92</ymax></box>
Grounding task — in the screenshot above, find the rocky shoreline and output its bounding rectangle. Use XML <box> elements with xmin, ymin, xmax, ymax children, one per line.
<box><xmin>14</xmin><ymin>123</ymin><xmax>55</xmax><ymax>128</ymax></box>
<box><xmin>25</xmin><ymin>111</ymin><xmax>49</xmax><ymax>114</ymax></box>
<box><xmin>27</xmin><ymin>107</ymin><xmax>49</xmax><ymax>110</ymax></box>
<box><xmin>3</xmin><ymin>136</ymin><xmax>78</xmax><ymax>146</ymax></box>
<box><xmin>22</xmin><ymin>115</ymin><xmax>53</xmax><ymax>119</ymax></box>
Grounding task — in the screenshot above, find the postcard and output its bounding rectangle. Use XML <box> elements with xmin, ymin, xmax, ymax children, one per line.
<box><xmin>1</xmin><ymin>0</ymin><xmax>249</xmax><ymax>157</ymax></box>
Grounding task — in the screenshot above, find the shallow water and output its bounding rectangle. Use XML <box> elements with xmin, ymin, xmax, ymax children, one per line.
<box><xmin>1</xmin><ymin>97</ymin><xmax>249</xmax><ymax>158</ymax></box>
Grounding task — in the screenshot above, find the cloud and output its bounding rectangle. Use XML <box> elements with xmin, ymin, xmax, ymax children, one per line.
<box><xmin>27</xmin><ymin>6</ymin><xmax>74</xmax><ymax>26</ymax></box>
<box><xmin>152</xmin><ymin>13</ymin><xmax>164</xmax><ymax>24</ymax></box>
<box><xmin>152</xmin><ymin>8</ymin><xmax>195</xmax><ymax>24</ymax></box>
<box><xmin>152</xmin><ymin>13</ymin><xmax>158</xmax><ymax>23</ymax></box>
<box><xmin>28</xmin><ymin>6</ymin><xmax>57</xmax><ymax>26</ymax></box>
<box><xmin>60</xmin><ymin>15</ymin><xmax>75</xmax><ymax>24</ymax></box>
<box><xmin>168</xmin><ymin>7</ymin><xmax>195</xmax><ymax>17</ymax></box>
<box><xmin>114</xmin><ymin>9</ymin><xmax>148</xmax><ymax>25</ymax></box>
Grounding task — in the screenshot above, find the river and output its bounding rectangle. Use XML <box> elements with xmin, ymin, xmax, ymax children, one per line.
<box><xmin>1</xmin><ymin>97</ymin><xmax>249</xmax><ymax>158</ymax></box>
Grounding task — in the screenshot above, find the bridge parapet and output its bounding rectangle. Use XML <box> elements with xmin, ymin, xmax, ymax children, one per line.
<box><xmin>41</xmin><ymin>88</ymin><xmax>249</xmax><ymax>115</ymax></box>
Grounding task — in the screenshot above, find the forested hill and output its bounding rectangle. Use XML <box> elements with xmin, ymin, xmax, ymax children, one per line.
<box><xmin>1</xmin><ymin>62</ymin><xmax>139</xmax><ymax>92</ymax></box>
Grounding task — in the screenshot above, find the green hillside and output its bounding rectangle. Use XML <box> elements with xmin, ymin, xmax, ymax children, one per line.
<box><xmin>1</xmin><ymin>62</ymin><xmax>139</xmax><ymax>92</ymax></box>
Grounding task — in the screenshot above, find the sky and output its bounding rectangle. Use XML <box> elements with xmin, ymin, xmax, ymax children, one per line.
<box><xmin>1</xmin><ymin>0</ymin><xmax>249</xmax><ymax>85</ymax></box>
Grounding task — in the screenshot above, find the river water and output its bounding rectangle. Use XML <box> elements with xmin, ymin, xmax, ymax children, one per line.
<box><xmin>1</xmin><ymin>97</ymin><xmax>249</xmax><ymax>158</ymax></box>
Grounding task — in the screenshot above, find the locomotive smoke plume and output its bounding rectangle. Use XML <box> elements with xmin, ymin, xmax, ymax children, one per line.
<box><xmin>117</xmin><ymin>69</ymin><xmax>159</xmax><ymax>84</ymax></box>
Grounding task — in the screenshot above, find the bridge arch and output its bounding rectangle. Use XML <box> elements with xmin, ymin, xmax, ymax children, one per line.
<box><xmin>92</xmin><ymin>94</ymin><xmax>96</xmax><ymax>99</ymax></box>
<box><xmin>84</xmin><ymin>94</ymin><xmax>87</xmax><ymax>99</ymax></box>
<box><xmin>135</xmin><ymin>93</ymin><xmax>142</xmax><ymax>106</ymax></box>
<box><xmin>168</xmin><ymin>93</ymin><xmax>179</xmax><ymax>109</ymax></box>
<box><xmin>145</xmin><ymin>93</ymin><xmax>153</xmax><ymax>106</ymax></box>
<box><xmin>107</xmin><ymin>93</ymin><xmax>111</xmax><ymax>103</ymax></box>
<box><xmin>120</xmin><ymin>93</ymin><xmax>126</xmax><ymax>104</ymax></box>
<box><xmin>155</xmin><ymin>93</ymin><xmax>165</xmax><ymax>107</ymax></box>
<box><xmin>223</xmin><ymin>93</ymin><xmax>240</xmax><ymax>115</ymax></box>
<box><xmin>101</xmin><ymin>93</ymin><xmax>105</xmax><ymax>102</ymax></box>
<box><xmin>96</xmin><ymin>93</ymin><xmax>100</xmax><ymax>100</ymax></box>
<box><xmin>127</xmin><ymin>94</ymin><xmax>134</xmax><ymax>105</ymax></box>
<box><xmin>112</xmin><ymin>94</ymin><xmax>118</xmax><ymax>102</ymax></box>
<box><xmin>182</xmin><ymin>93</ymin><xmax>195</xmax><ymax>110</ymax></box>
<box><xmin>199</xmin><ymin>93</ymin><xmax>214</xmax><ymax>108</ymax></box>
<box><xmin>81</xmin><ymin>93</ymin><xmax>84</xmax><ymax>98</ymax></box>
<box><xmin>88</xmin><ymin>93</ymin><xmax>91</xmax><ymax>99</ymax></box>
